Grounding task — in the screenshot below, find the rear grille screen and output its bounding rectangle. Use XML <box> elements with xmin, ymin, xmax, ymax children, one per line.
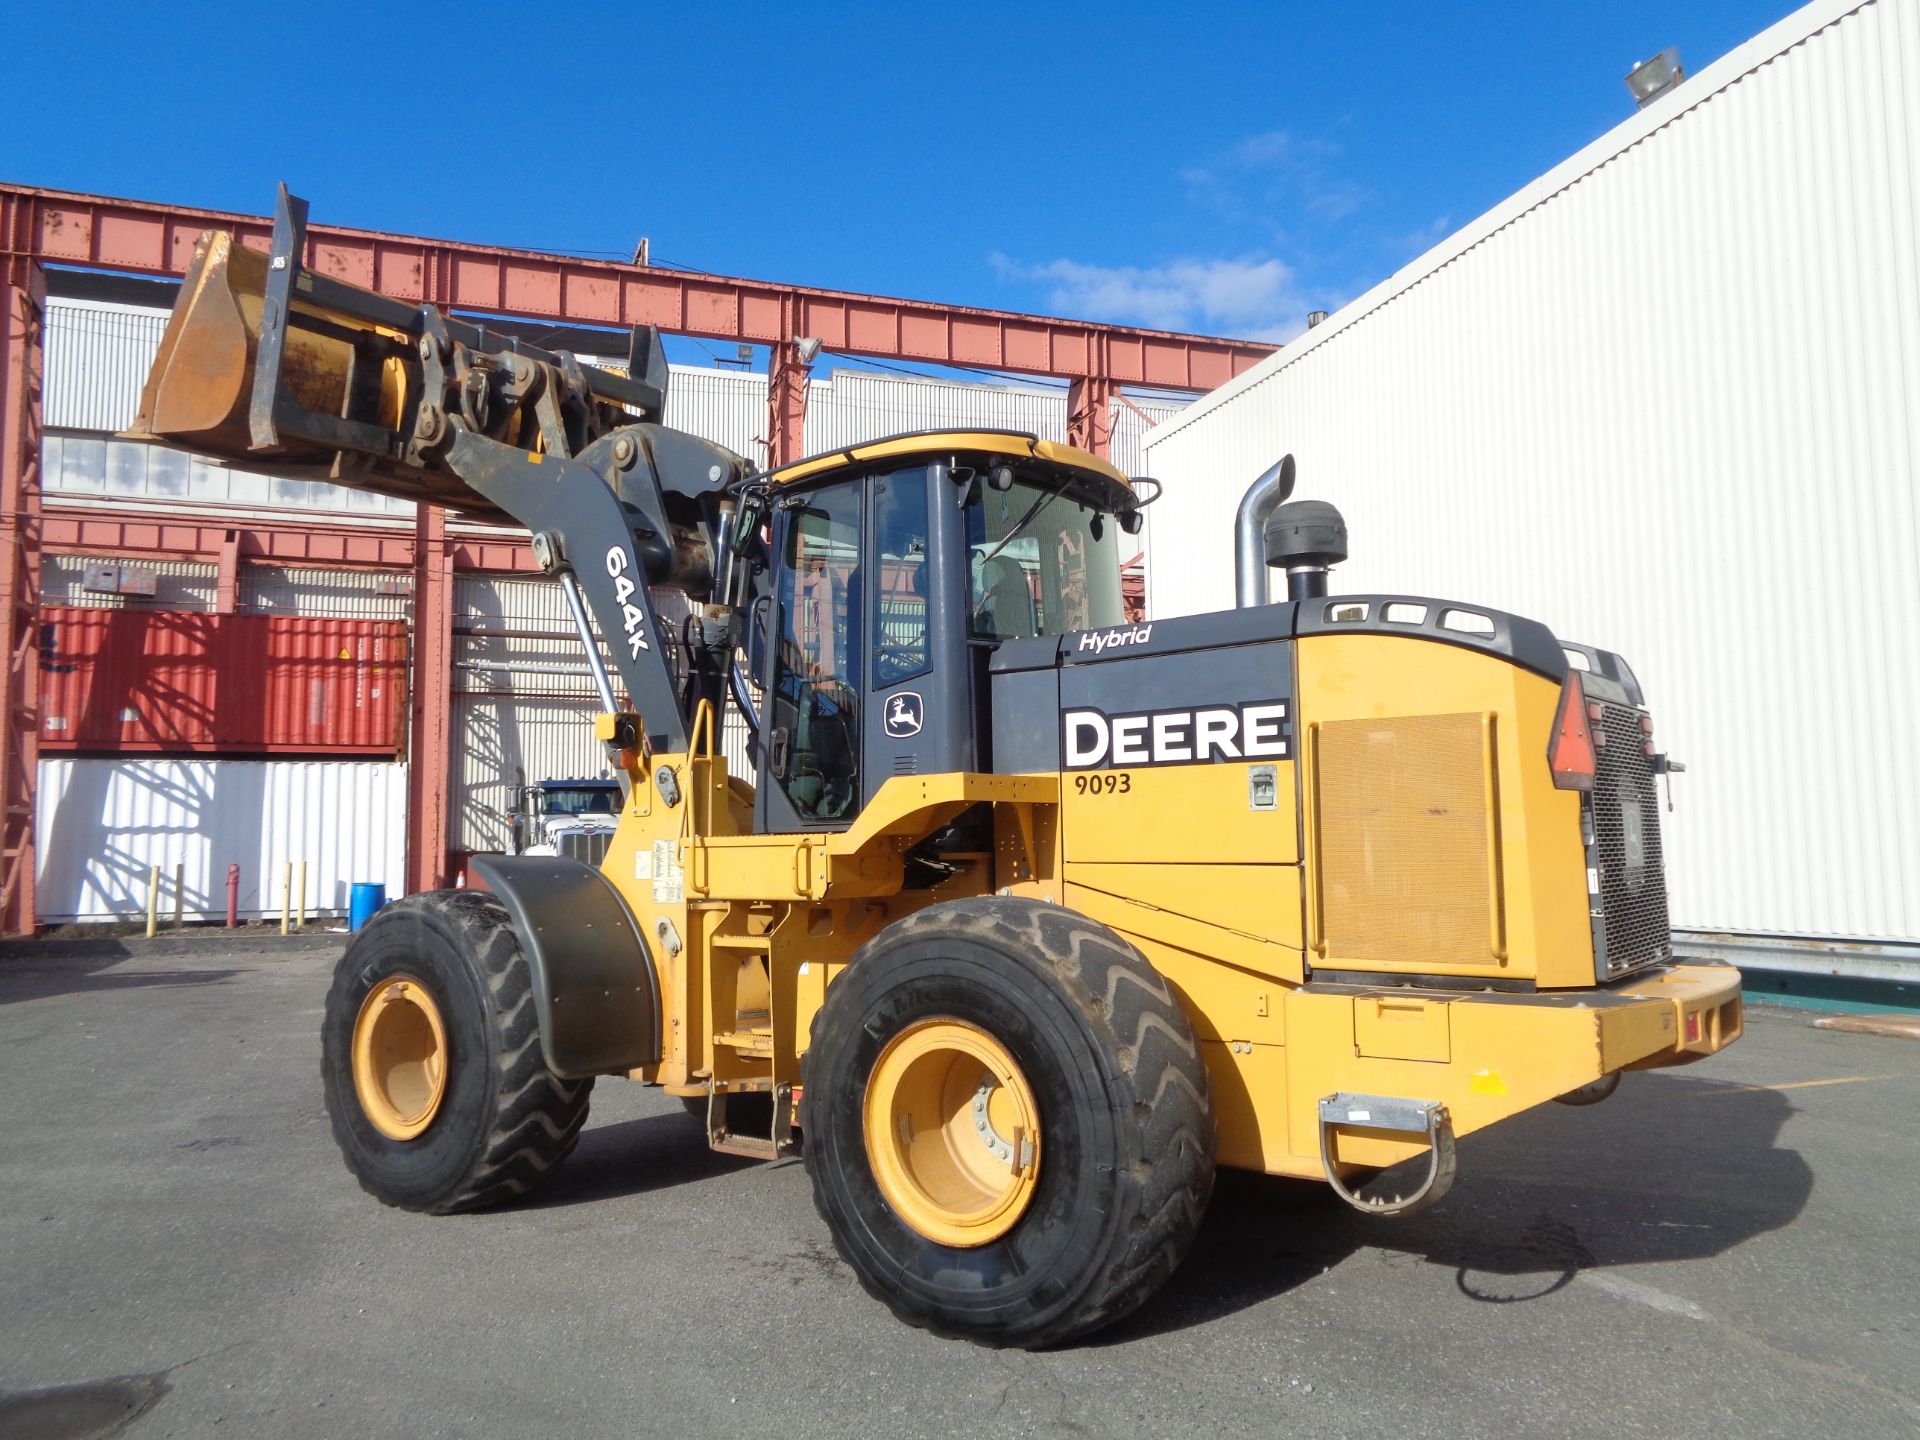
<box><xmin>1315</xmin><ymin>712</ymin><xmax>1497</xmax><ymax>968</ymax></box>
<box><xmin>1590</xmin><ymin>705</ymin><xmax>1671</xmax><ymax>976</ymax></box>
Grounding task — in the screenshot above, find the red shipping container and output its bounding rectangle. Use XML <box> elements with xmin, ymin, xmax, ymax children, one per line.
<box><xmin>38</xmin><ymin>606</ymin><xmax>407</xmax><ymax>755</ymax></box>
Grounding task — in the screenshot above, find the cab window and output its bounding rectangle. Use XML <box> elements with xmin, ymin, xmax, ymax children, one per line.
<box><xmin>965</xmin><ymin>475</ymin><xmax>1125</xmax><ymax>639</ymax></box>
<box><xmin>872</xmin><ymin>467</ymin><xmax>931</xmax><ymax>686</ymax></box>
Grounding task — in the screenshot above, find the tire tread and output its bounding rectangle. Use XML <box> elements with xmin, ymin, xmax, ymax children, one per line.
<box><xmin>324</xmin><ymin>889</ymin><xmax>592</xmax><ymax>1215</ymax></box>
<box><xmin>805</xmin><ymin>896</ymin><xmax>1214</xmax><ymax>1347</ymax></box>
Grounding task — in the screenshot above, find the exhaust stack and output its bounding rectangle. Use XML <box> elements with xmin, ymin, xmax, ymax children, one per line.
<box><xmin>1233</xmin><ymin>455</ymin><xmax>1296</xmax><ymax>607</ymax></box>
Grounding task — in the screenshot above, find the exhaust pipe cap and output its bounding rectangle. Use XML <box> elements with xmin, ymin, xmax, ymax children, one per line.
<box><xmin>1264</xmin><ymin>500</ymin><xmax>1348</xmax><ymax>570</ymax></box>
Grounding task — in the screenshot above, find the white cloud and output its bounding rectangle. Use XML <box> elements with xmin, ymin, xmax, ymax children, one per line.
<box><xmin>1397</xmin><ymin>214</ymin><xmax>1456</xmax><ymax>259</ymax></box>
<box><xmin>1183</xmin><ymin>130</ymin><xmax>1363</xmax><ymax>227</ymax></box>
<box><xmin>991</xmin><ymin>253</ymin><xmax>1311</xmax><ymax>341</ymax></box>
<box><xmin>986</xmin><ymin>127</ymin><xmax>1375</xmax><ymax>341</ymax></box>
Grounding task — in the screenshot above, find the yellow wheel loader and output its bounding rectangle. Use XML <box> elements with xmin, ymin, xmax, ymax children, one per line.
<box><xmin>131</xmin><ymin>188</ymin><xmax>1743</xmax><ymax>1347</ymax></box>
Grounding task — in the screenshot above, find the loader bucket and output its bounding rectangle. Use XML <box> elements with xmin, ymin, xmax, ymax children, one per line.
<box><xmin>122</xmin><ymin>187</ymin><xmax>672</xmax><ymax>520</ymax></box>
<box><xmin>124</xmin><ymin>229</ymin><xmax>404</xmax><ymax>469</ymax></box>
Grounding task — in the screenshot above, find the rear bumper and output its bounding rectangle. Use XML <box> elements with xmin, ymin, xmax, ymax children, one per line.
<box><xmin>1609</xmin><ymin>961</ymin><xmax>1744</xmax><ymax>1069</ymax></box>
<box><xmin>1284</xmin><ymin>961</ymin><xmax>1746</xmax><ymax>1174</ymax></box>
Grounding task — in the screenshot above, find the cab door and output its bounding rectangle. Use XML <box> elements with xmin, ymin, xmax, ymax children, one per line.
<box><xmin>759</xmin><ymin>476</ymin><xmax>864</xmax><ymax>833</ymax></box>
<box><xmin>754</xmin><ymin>463</ymin><xmax>975</xmax><ymax>836</ymax></box>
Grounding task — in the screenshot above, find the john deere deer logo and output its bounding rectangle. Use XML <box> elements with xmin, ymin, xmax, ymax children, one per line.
<box><xmin>884</xmin><ymin>691</ymin><xmax>924</xmax><ymax>738</ymax></box>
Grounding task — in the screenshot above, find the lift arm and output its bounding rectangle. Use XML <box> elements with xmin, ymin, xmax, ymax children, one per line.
<box><xmin>129</xmin><ymin>185</ymin><xmax>752</xmax><ymax>752</ymax></box>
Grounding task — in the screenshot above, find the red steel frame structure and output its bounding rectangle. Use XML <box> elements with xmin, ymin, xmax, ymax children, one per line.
<box><xmin>0</xmin><ymin>183</ymin><xmax>1274</xmax><ymax>929</ymax></box>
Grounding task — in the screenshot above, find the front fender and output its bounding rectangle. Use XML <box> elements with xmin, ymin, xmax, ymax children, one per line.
<box><xmin>468</xmin><ymin>855</ymin><xmax>661</xmax><ymax>1078</ymax></box>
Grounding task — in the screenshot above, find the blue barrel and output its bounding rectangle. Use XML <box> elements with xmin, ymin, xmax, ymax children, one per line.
<box><xmin>349</xmin><ymin>882</ymin><xmax>387</xmax><ymax>933</ymax></box>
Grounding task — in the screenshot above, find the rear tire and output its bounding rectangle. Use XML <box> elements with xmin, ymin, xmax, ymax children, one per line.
<box><xmin>322</xmin><ymin>890</ymin><xmax>593</xmax><ymax>1214</ymax></box>
<box><xmin>802</xmin><ymin>897</ymin><xmax>1214</xmax><ymax>1347</ymax></box>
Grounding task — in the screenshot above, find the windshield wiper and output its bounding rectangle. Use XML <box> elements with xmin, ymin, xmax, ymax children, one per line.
<box><xmin>977</xmin><ymin>486</ymin><xmax>1067</xmax><ymax>566</ymax></box>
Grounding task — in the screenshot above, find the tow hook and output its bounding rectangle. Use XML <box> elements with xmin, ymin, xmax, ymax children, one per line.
<box><xmin>1316</xmin><ymin>1093</ymin><xmax>1458</xmax><ymax>1216</ymax></box>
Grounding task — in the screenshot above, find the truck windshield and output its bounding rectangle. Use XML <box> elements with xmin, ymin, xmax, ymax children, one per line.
<box><xmin>540</xmin><ymin>786</ymin><xmax>618</xmax><ymax>817</ymax></box>
<box><xmin>965</xmin><ymin>479</ymin><xmax>1126</xmax><ymax>640</ymax></box>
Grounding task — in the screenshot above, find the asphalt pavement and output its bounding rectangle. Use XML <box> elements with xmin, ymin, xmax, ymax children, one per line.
<box><xmin>0</xmin><ymin>934</ymin><xmax>1914</xmax><ymax>1439</ymax></box>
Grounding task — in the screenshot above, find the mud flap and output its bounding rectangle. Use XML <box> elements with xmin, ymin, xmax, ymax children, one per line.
<box><xmin>468</xmin><ymin>855</ymin><xmax>661</xmax><ymax>1078</ymax></box>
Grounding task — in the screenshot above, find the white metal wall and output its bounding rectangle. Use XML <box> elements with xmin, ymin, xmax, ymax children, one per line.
<box><xmin>237</xmin><ymin>565</ymin><xmax>412</xmax><ymax>620</ymax></box>
<box><xmin>42</xmin><ymin>300</ymin><xmax>168</xmax><ymax>431</ymax></box>
<box><xmin>35</xmin><ymin>758</ymin><xmax>407</xmax><ymax>922</ymax></box>
<box><xmin>1142</xmin><ymin>0</ymin><xmax>1919</xmax><ymax>945</ymax></box>
<box><xmin>662</xmin><ymin>364</ymin><xmax>769</xmax><ymax>465</ymax></box>
<box><xmin>41</xmin><ymin>553</ymin><xmax>219</xmax><ymax>611</ymax></box>
<box><xmin>452</xmin><ymin>575</ymin><xmax>601</xmax><ymax>853</ymax></box>
<box><xmin>450</xmin><ymin>573</ymin><xmax>753</xmax><ymax>853</ymax></box>
<box><xmin>1110</xmin><ymin>394</ymin><xmax>1187</xmax><ymax>482</ymax></box>
<box><xmin>805</xmin><ymin>371</ymin><xmax>1067</xmax><ymax>455</ymax></box>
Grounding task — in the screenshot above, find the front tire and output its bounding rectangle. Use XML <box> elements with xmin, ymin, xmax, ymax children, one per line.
<box><xmin>802</xmin><ymin>897</ymin><xmax>1214</xmax><ymax>1347</ymax></box>
<box><xmin>322</xmin><ymin>890</ymin><xmax>593</xmax><ymax>1214</ymax></box>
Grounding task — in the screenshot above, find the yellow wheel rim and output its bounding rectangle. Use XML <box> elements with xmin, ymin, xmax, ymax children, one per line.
<box><xmin>862</xmin><ymin>1019</ymin><xmax>1042</xmax><ymax>1248</ymax></box>
<box><xmin>351</xmin><ymin>975</ymin><xmax>449</xmax><ymax>1141</ymax></box>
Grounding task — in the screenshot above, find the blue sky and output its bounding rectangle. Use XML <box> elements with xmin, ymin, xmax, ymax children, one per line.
<box><xmin>4</xmin><ymin>2</ymin><xmax>1796</xmax><ymax>360</ymax></box>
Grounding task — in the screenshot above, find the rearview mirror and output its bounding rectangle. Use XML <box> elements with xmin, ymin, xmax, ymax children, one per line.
<box><xmin>732</xmin><ymin>495</ymin><xmax>767</xmax><ymax>553</ymax></box>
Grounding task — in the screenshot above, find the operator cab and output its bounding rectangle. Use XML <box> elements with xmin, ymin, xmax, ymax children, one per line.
<box><xmin>744</xmin><ymin>432</ymin><xmax>1150</xmax><ymax>837</ymax></box>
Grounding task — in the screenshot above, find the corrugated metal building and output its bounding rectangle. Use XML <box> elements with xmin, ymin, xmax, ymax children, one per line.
<box><xmin>35</xmin><ymin>758</ymin><xmax>407</xmax><ymax>924</ymax></box>
<box><xmin>581</xmin><ymin>354</ymin><xmax>1184</xmax><ymax>479</ymax></box>
<box><xmin>1141</xmin><ymin>0</ymin><xmax>1918</xmax><ymax>969</ymax></box>
<box><xmin>34</xmin><ymin>292</ymin><xmax>1185</xmax><ymax>918</ymax></box>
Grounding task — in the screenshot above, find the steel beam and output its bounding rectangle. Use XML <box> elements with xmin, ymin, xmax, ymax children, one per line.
<box><xmin>0</xmin><ymin>265</ymin><xmax>44</xmax><ymax>934</ymax></box>
<box><xmin>214</xmin><ymin>530</ymin><xmax>240</xmax><ymax>614</ymax></box>
<box><xmin>406</xmin><ymin>505</ymin><xmax>453</xmax><ymax>894</ymax></box>
<box><xmin>40</xmin><ymin>504</ymin><xmax>542</xmax><ymax>573</ymax></box>
<box><xmin>1067</xmin><ymin>375</ymin><xmax>1117</xmax><ymax>460</ymax></box>
<box><xmin>0</xmin><ymin>184</ymin><xmax>1275</xmax><ymax>393</ymax></box>
<box><xmin>767</xmin><ymin>337</ymin><xmax>812</xmax><ymax>469</ymax></box>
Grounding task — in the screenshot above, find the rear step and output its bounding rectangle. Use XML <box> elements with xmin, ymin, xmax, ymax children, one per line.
<box><xmin>705</xmin><ymin>1083</ymin><xmax>799</xmax><ymax>1161</ymax></box>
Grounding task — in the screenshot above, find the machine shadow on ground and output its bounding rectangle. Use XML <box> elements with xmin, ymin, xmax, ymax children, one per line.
<box><xmin>523</xmin><ymin>1110</ymin><xmax>765</xmax><ymax>1208</ymax></box>
<box><xmin>1096</xmin><ymin>1069</ymin><xmax>1810</xmax><ymax>1343</ymax></box>
<box><xmin>0</xmin><ymin>947</ymin><xmax>243</xmax><ymax>1007</ymax></box>
<box><xmin>497</xmin><ymin>1065</ymin><xmax>1813</xmax><ymax>1348</ymax></box>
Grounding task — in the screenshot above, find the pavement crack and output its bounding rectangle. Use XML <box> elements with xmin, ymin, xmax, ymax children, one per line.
<box><xmin>1580</xmin><ymin>1272</ymin><xmax>1918</xmax><ymax>1421</ymax></box>
<box><xmin>981</xmin><ymin>1351</ymin><xmax>1022</xmax><ymax>1423</ymax></box>
<box><xmin>1712</xmin><ymin>1316</ymin><xmax>1920</xmax><ymax>1421</ymax></box>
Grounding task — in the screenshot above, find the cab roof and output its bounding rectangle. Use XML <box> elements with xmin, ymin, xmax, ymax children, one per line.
<box><xmin>765</xmin><ymin>429</ymin><xmax>1132</xmax><ymax>492</ymax></box>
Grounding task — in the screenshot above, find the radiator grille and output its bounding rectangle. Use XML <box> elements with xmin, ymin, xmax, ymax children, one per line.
<box><xmin>557</xmin><ymin>830</ymin><xmax>614</xmax><ymax>868</ymax></box>
<box><xmin>1316</xmin><ymin>713</ymin><xmax>1497</xmax><ymax>967</ymax></box>
<box><xmin>1590</xmin><ymin>705</ymin><xmax>1671</xmax><ymax>976</ymax></box>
